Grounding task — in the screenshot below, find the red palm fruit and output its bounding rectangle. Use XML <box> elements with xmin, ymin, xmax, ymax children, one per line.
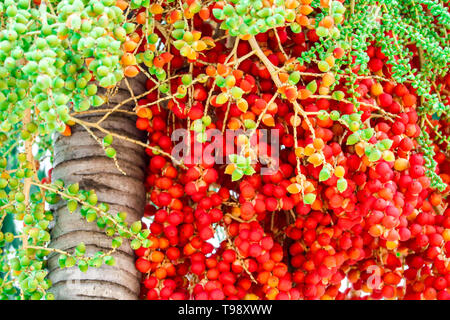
<box><xmin>261</xmin><ymin>236</ymin><xmax>274</xmax><ymax>250</ymax></box>
<box><xmin>168</xmin><ymin>184</ymin><xmax>184</xmax><ymax>198</ymax></box>
<box><xmin>135</xmin><ymin>246</ymin><xmax>150</xmax><ymax>257</ymax></box>
<box><xmin>368</xmin><ymin>58</ymin><xmax>383</xmax><ymax>72</ymax></box>
<box><xmin>203</xmin><ymin>168</ymin><xmax>218</xmax><ymax>184</ymax></box>
<box><xmin>168</xmin><ymin>212</ymin><xmax>183</xmax><ymax>225</ymax></box>
<box><xmin>240</xmin><ymin>79</ymin><xmax>253</xmax><ymax>92</ymax></box>
<box><xmin>158</xmin><ymin>192</ymin><xmax>172</xmax><ymax>206</ymax></box>
<box><xmin>240</xmin><ymin>202</ymin><xmax>255</xmax><ymax>220</ymax></box>
<box><xmin>333</xmin><ymin>47</ymin><xmax>345</xmax><ymax>58</ymax></box>
<box><xmin>209</xmin><ymin>208</ymin><xmax>223</xmax><ymax>223</ymax></box>
<box><xmin>394</xmin><ymin>84</ymin><xmax>408</xmax><ymax>96</ymax></box>
<box><xmin>223</xmin><ymin>249</ymin><xmax>237</xmax><ymax>263</ymax></box>
<box><xmin>152</xmin><ymin>116</ymin><xmax>166</xmax><ymax>131</ymax></box>
<box><xmin>193</xmin><ymin>85</ymin><xmax>207</xmax><ymax>100</ymax></box>
<box><xmin>307</xmin><ymin>29</ymin><xmax>319</xmax><ymax>42</ymax></box>
<box><xmin>188</xmin><ymin>106</ymin><xmax>203</xmax><ymax>120</ymax></box>
<box><xmin>151</xmin><ymin>155</ymin><xmax>166</xmax><ymax>171</ymax></box>
<box><xmin>199</xmin><ymin>226</ymin><xmax>214</xmax><ymax>240</ymax></box>
<box><xmin>154</xmin><ymin>209</ymin><xmax>168</xmax><ymax>223</ymax></box>
<box><xmin>399</xmin><ymin>137</ymin><xmax>414</xmax><ymax>151</ymax></box>
<box><xmin>248</xmin><ymin>243</ymin><xmax>262</xmax><ymax>257</ymax></box>
<box><xmin>285</xmin><ymin>86</ymin><xmax>298</xmax><ymax>101</ymax></box>
<box><xmin>185</xmin><ymin>167</ymin><xmax>200</xmax><ymax>181</ymax></box>
<box><xmin>210</xmin><ymin>289</ymin><xmax>225</xmax><ymax>300</ymax></box>
<box><xmin>135</xmin><ymin>258</ymin><xmax>151</xmax><ymax>273</ymax></box>
<box><xmin>143</xmin><ymin>276</ymin><xmax>158</xmax><ymax>289</ymax></box>
<box><xmin>379</xmin><ymin>93</ymin><xmax>393</xmax><ymax>107</ymax></box>
<box><xmin>136</xmin><ymin>117</ymin><xmax>149</xmax><ymax>130</ymax></box>
<box><xmin>240</xmin><ymin>183</ymin><xmax>255</xmax><ymax>199</ymax></box>
<box><xmin>191</xmin><ymin>262</ymin><xmax>205</xmax><ymax>275</ymax></box>
<box><xmin>237</xmin><ymin>41</ymin><xmax>251</xmax><ymax>57</ymax></box>
<box><xmin>402</xmin><ymin>93</ymin><xmax>417</xmax><ymax>107</ymax></box>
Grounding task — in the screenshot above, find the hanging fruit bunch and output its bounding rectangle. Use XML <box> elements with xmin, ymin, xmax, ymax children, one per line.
<box><xmin>126</xmin><ymin>0</ymin><xmax>450</xmax><ymax>300</ymax></box>
<box><xmin>0</xmin><ymin>0</ymin><xmax>449</xmax><ymax>300</ymax></box>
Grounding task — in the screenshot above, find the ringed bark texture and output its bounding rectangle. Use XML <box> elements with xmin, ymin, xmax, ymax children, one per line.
<box><xmin>48</xmin><ymin>74</ymin><xmax>148</xmax><ymax>300</ymax></box>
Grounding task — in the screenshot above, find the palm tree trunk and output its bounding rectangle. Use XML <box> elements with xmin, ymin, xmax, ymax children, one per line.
<box><xmin>47</xmin><ymin>74</ymin><xmax>148</xmax><ymax>300</ymax></box>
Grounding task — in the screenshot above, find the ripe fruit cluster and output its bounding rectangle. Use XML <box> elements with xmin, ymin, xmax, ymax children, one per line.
<box><xmin>128</xmin><ymin>0</ymin><xmax>450</xmax><ymax>300</ymax></box>
<box><xmin>0</xmin><ymin>0</ymin><xmax>449</xmax><ymax>301</ymax></box>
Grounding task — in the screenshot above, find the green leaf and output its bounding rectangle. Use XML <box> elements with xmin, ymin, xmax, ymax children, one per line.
<box><xmin>196</xmin><ymin>132</ymin><xmax>207</xmax><ymax>143</ymax></box>
<box><xmin>379</xmin><ymin>139</ymin><xmax>393</xmax><ymax>150</ymax></box>
<box><xmin>65</xmin><ymin>256</ymin><xmax>76</xmax><ymax>268</ymax></box>
<box><xmin>112</xmin><ymin>237</ymin><xmax>123</xmax><ymax>249</ymax></box>
<box><xmin>244</xmin><ymin>166</ymin><xmax>256</xmax><ymax>175</ymax></box>
<box><xmin>332</xmin><ymin>90</ymin><xmax>345</xmax><ymax>101</ymax></box>
<box><xmin>140</xmin><ymin>229</ymin><xmax>150</xmax><ymax>239</ymax></box>
<box><xmin>202</xmin><ymin>116</ymin><xmax>212</xmax><ymax>126</ymax></box>
<box><xmin>212</xmin><ymin>8</ymin><xmax>224</xmax><ymax>19</ymax></box>
<box><xmin>337</xmin><ymin>178</ymin><xmax>348</xmax><ymax>193</ymax></box>
<box><xmin>103</xmin><ymin>134</ymin><xmax>113</xmax><ymax>146</ymax></box>
<box><xmin>319</xmin><ymin>167</ymin><xmax>331</xmax><ymax>182</ymax></box>
<box><xmin>368</xmin><ymin>148</ymin><xmax>382</xmax><ymax>162</ymax></box>
<box><xmin>191</xmin><ymin>119</ymin><xmax>203</xmax><ymax>132</ymax></box>
<box><xmin>140</xmin><ymin>239</ymin><xmax>151</xmax><ymax>248</ymax></box>
<box><xmin>105</xmin><ymin>147</ymin><xmax>116</xmax><ymax>158</ymax></box>
<box><xmin>67</xmin><ymin>183</ymin><xmax>79</xmax><ymax>195</ymax></box>
<box><xmin>330</xmin><ymin>110</ymin><xmax>340</xmax><ymax>120</ymax></box>
<box><xmin>67</xmin><ymin>199</ymin><xmax>78</xmax><ymax>213</ymax></box>
<box><xmin>244</xmin><ymin>119</ymin><xmax>256</xmax><ymax>129</ymax></box>
<box><xmin>230</xmin><ymin>87</ymin><xmax>244</xmax><ymax>99</ymax></box>
<box><xmin>90</xmin><ymin>257</ymin><xmax>103</xmax><ymax>268</ymax></box>
<box><xmin>116</xmin><ymin>211</ymin><xmax>127</xmax><ymax>222</ymax></box>
<box><xmin>303</xmin><ymin>193</ymin><xmax>316</xmax><ymax>205</ymax></box>
<box><xmin>131</xmin><ymin>221</ymin><xmax>142</xmax><ymax>234</ymax></box>
<box><xmin>231</xmin><ymin>169</ymin><xmax>244</xmax><ymax>181</ymax></box>
<box><xmin>104</xmin><ymin>256</ymin><xmax>115</xmax><ymax>266</ymax></box>
<box><xmin>306</xmin><ymin>80</ymin><xmax>317</xmax><ymax>94</ymax></box>
<box><xmin>361</xmin><ymin>128</ymin><xmax>374</xmax><ymax>140</ymax></box>
<box><xmin>87</xmin><ymin>193</ymin><xmax>98</xmax><ymax>205</ymax></box>
<box><xmin>130</xmin><ymin>238</ymin><xmax>141</xmax><ymax>250</ymax></box>
<box><xmin>75</xmin><ymin>242</ymin><xmax>86</xmax><ymax>256</ymax></box>
<box><xmin>97</xmin><ymin>217</ymin><xmax>107</xmax><ymax>229</ymax></box>
<box><xmin>58</xmin><ymin>255</ymin><xmax>67</xmax><ymax>269</ymax></box>
<box><xmin>382</xmin><ymin>151</ymin><xmax>395</xmax><ymax>162</ymax></box>
<box><xmin>346</xmin><ymin>133</ymin><xmax>359</xmax><ymax>145</ymax></box>
<box><xmin>86</xmin><ymin>211</ymin><xmax>97</xmax><ymax>222</ymax></box>
<box><xmin>229</xmin><ymin>154</ymin><xmax>238</xmax><ymax>163</ymax></box>
<box><xmin>236</xmin><ymin>155</ymin><xmax>248</xmax><ymax>168</ymax></box>
<box><xmin>288</xmin><ymin>71</ymin><xmax>300</xmax><ymax>85</ymax></box>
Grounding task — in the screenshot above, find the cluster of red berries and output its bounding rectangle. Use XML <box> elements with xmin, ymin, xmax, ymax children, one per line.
<box><xmin>129</xmin><ymin>3</ymin><xmax>449</xmax><ymax>300</ymax></box>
